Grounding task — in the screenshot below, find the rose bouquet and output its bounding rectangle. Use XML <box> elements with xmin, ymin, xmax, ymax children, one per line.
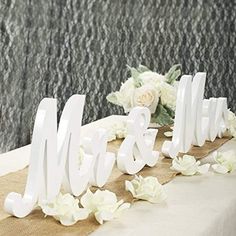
<box><xmin>106</xmin><ymin>64</ymin><xmax>181</xmax><ymax>126</ymax></box>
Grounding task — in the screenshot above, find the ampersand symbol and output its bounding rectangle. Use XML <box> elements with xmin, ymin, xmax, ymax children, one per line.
<box><xmin>117</xmin><ymin>107</ymin><xmax>159</xmax><ymax>175</ymax></box>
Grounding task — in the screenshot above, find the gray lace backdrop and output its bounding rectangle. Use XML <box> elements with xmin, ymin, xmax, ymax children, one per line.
<box><xmin>0</xmin><ymin>0</ymin><xmax>236</xmax><ymax>153</ymax></box>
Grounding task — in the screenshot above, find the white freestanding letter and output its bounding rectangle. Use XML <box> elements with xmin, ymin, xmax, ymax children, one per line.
<box><xmin>83</xmin><ymin>129</ymin><xmax>115</xmax><ymax>187</ymax></box>
<box><xmin>117</xmin><ymin>107</ymin><xmax>159</xmax><ymax>175</ymax></box>
<box><xmin>191</xmin><ymin>72</ymin><xmax>208</xmax><ymax>146</ymax></box>
<box><xmin>203</xmin><ymin>97</ymin><xmax>228</xmax><ymax>141</ymax></box>
<box><xmin>4</xmin><ymin>95</ymin><xmax>93</xmax><ymax>218</ymax></box>
<box><xmin>162</xmin><ymin>75</ymin><xmax>193</xmax><ymax>158</ymax></box>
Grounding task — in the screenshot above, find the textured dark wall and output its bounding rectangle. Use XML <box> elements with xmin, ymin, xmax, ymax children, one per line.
<box><xmin>0</xmin><ymin>0</ymin><xmax>236</xmax><ymax>153</ymax></box>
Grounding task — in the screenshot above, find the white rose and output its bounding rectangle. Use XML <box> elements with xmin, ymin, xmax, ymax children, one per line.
<box><xmin>212</xmin><ymin>150</ymin><xmax>236</xmax><ymax>174</ymax></box>
<box><xmin>118</xmin><ymin>77</ymin><xmax>136</xmax><ymax>113</ymax></box>
<box><xmin>39</xmin><ymin>193</ymin><xmax>89</xmax><ymax>226</ymax></box>
<box><xmin>125</xmin><ymin>175</ymin><xmax>167</xmax><ymax>203</ymax></box>
<box><xmin>227</xmin><ymin>110</ymin><xmax>236</xmax><ymax>138</ymax></box>
<box><xmin>80</xmin><ymin>189</ymin><xmax>130</xmax><ymax>224</ymax></box>
<box><xmin>171</xmin><ymin>155</ymin><xmax>210</xmax><ymax>176</ymax></box>
<box><xmin>132</xmin><ymin>85</ymin><xmax>159</xmax><ymax>113</ymax></box>
<box><xmin>107</xmin><ymin>78</ymin><xmax>136</xmax><ymax>113</ymax></box>
<box><xmin>160</xmin><ymin>82</ymin><xmax>177</xmax><ymax>109</ymax></box>
<box><xmin>139</xmin><ymin>71</ymin><xmax>165</xmax><ymax>89</ymax></box>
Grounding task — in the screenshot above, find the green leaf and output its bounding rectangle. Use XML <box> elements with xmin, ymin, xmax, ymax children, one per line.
<box><xmin>129</xmin><ymin>67</ymin><xmax>140</xmax><ymax>79</ymax></box>
<box><xmin>169</xmin><ymin>69</ymin><xmax>181</xmax><ymax>84</ymax></box>
<box><xmin>165</xmin><ymin>64</ymin><xmax>181</xmax><ymax>84</ymax></box>
<box><xmin>151</xmin><ymin>104</ymin><xmax>174</xmax><ymax>126</ymax></box>
<box><xmin>166</xmin><ymin>64</ymin><xmax>181</xmax><ymax>77</ymax></box>
<box><xmin>127</xmin><ymin>65</ymin><xmax>143</xmax><ymax>88</ymax></box>
<box><xmin>137</xmin><ymin>64</ymin><xmax>150</xmax><ymax>73</ymax></box>
<box><xmin>163</xmin><ymin>105</ymin><xmax>175</xmax><ymax>118</ymax></box>
<box><xmin>106</xmin><ymin>92</ymin><xmax>122</xmax><ymax>106</ymax></box>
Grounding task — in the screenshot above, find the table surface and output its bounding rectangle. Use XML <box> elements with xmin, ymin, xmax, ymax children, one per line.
<box><xmin>1</xmin><ymin>115</ymin><xmax>236</xmax><ymax>236</ymax></box>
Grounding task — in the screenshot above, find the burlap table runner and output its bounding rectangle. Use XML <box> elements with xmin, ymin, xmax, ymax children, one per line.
<box><xmin>0</xmin><ymin>127</ymin><xmax>231</xmax><ymax>236</ymax></box>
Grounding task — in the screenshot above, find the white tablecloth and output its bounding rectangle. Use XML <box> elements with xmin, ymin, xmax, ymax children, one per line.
<box><xmin>1</xmin><ymin>115</ymin><xmax>236</xmax><ymax>236</ymax></box>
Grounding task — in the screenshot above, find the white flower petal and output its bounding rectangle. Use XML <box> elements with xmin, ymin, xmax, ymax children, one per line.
<box><xmin>116</xmin><ymin>203</ymin><xmax>131</xmax><ymax>215</ymax></box>
<box><xmin>107</xmin><ymin>133</ymin><xmax>116</xmax><ymax>142</ymax></box>
<box><xmin>171</xmin><ymin>155</ymin><xmax>208</xmax><ymax>176</ymax></box>
<box><xmin>58</xmin><ymin>214</ymin><xmax>77</xmax><ymax>226</ymax></box>
<box><xmin>227</xmin><ymin>110</ymin><xmax>236</xmax><ymax>138</ymax></box>
<box><xmin>197</xmin><ymin>164</ymin><xmax>210</xmax><ymax>174</ymax></box>
<box><xmin>80</xmin><ymin>189</ymin><xmax>95</xmax><ymax>212</ymax></box>
<box><xmin>126</xmin><ymin>175</ymin><xmax>166</xmax><ymax>203</ymax></box>
<box><xmin>164</xmin><ymin>131</ymin><xmax>173</xmax><ymax>137</ymax></box>
<box><xmin>213</xmin><ymin>151</ymin><xmax>236</xmax><ymax>173</ymax></box>
<box><xmin>95</xmin><ymin>210</ymin><xmax>113</xmax><ymax>225</ymax></box>
<box><xmin>81</xmin><ymin>189</ymin><xmax>130</xmax><ymax>224</ymax></box>
<box><xmin>212</xmin><ymin>164</ymin><xmax>229</xmax><ymax>174</ymax></box>
<box><xmin>181</xmin><ymin>169</ymin><xmax>197</xmax><ymax>176</ymax></box>
<box><xmin>39</xmin><ymin>193</ymin><xmax>89</xmax><ymax>226</ymax></box>
<box><xmin>40</xmin><ymin>203</ymin><xmax>58</xmax><ymax>216</ymax></box>
<box><xmin>73</xmin><ymin>208</ymin><xmax>90</xmax><ymax>221</ymax></box>
<box><xmin>132</xmin><ymin>85</ymin><xmax>159</xmax><ymax>114</ymax></box>
<box><xmin>125</xmin><ymin>180</ymin><xmax>136</xmax><ymax>196</ymax></box>
<box><xmin>159</xmin><ymin>82</ymin><xmax>176</xmax><ymax>109</ymax></box>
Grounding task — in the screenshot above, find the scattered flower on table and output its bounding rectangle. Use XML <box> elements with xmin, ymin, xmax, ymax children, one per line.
<box><xmin>39</xmin><ymin>193</ymin><xmax>89</xmax><ymax>226</ymax></box>
<box><xmin>171</xmin><ymin>155</ymin><xmax>210</xmax><ymax>176</ymax></box>
<box><xmin>125</xmin><ymin>175</ymin><xmax>167</xmax><ymax>203</ymax></box>
<box><xmin>227</xmin><ymin>109</ymin><xmax>236</xmax><ymax>138</ymax></box>
<box><xmin>80</xmin><ymin>189</ymin><xmax>130</xmax><ymax>224</ymax></box>
<box><xmin>106</xmin><ymin>121</ymin><xmax>128</xmax><ymax>142</ymax></box>
<box><xmin>212</xmin><ymin>150</ymin><xmax>236</xmax><ymax>174</ymax></box>
<box><xmin>164</xmin><ymin>131</ymin><xmax>173</xmax><ymax>137</ymax></box>
<box><xmin>164</xmin><ymin>126</ymin><xmax>174</xmax><ymax>137</ymax></box>
<box><xmin>106</xmin><ymin>64</ymin><xmax>181</xmax><ymax>126</ymax></box>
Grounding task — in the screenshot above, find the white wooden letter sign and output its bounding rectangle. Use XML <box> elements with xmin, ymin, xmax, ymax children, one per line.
<box><xmin>4</xmin><ymin>95</ymin><xmax>113</xmax><ymax>218</ymax></box>
<box><xmin>3</xmin><ymin>74</ymin><xmax>229</xmax><ymax>219</ymax></box>
<box><xmin>162</xmin><ymin>72</ymin><xmax>228</xmax><ymax>158</ymax></box>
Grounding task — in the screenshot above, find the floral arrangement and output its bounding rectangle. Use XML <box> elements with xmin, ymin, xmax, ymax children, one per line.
<box><xmin>39</xmin><ymin>176</ymin><xmax>166</xmax><ymax>226</ymax></box>
<box><xmin>106</xmin><ymin>64</ymin><xmax>181</xmax><ymax>126</ymax></box>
